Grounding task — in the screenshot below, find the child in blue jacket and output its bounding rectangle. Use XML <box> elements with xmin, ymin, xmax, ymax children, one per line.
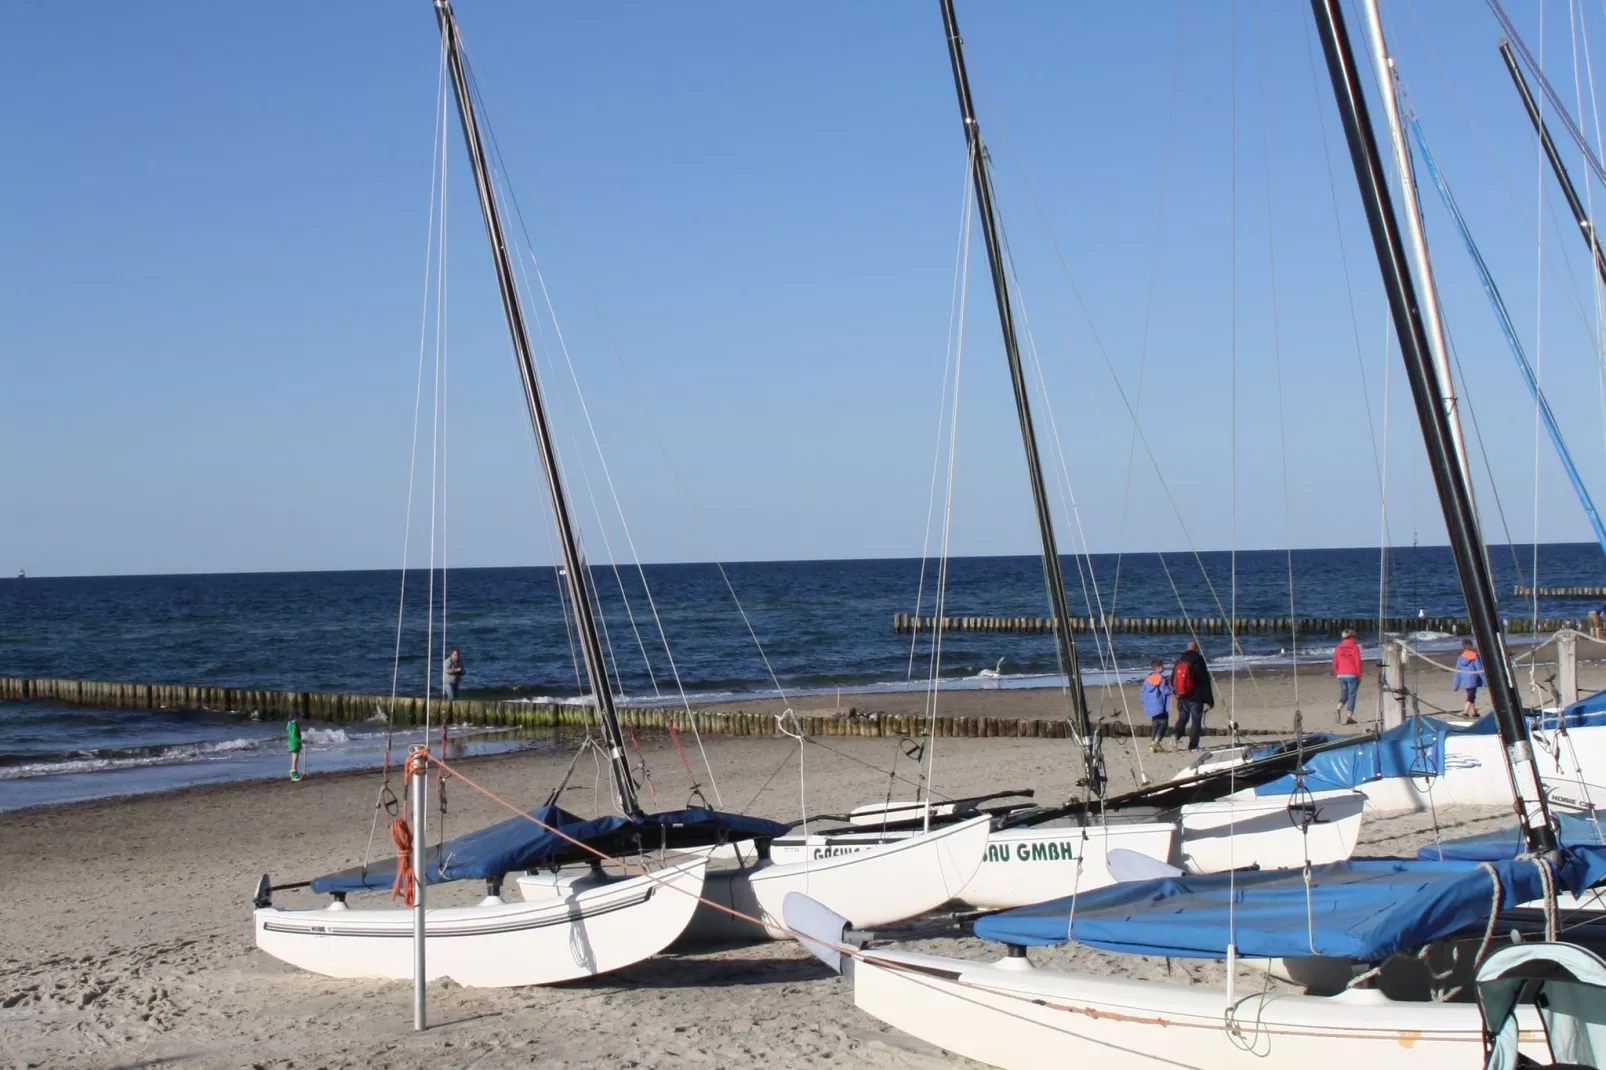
<box><xmin>1141</xmin><ymin>658</ymin><xmax>1174</xmax><ymax>752</ymax></box>
<box><xmin>1451</xmin><ymin>639</ymin><xmax>1484</xmax><ymax>716</ymax></box>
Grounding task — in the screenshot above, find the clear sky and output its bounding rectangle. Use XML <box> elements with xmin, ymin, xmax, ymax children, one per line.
<box><xmin>6</xmin><ymin>1</ymin><xmax>1606</xmax><ymax>577</ymax></box>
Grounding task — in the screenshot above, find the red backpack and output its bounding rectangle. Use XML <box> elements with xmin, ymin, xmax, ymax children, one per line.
<box><xmin>1172</xmin><ymin>657</ymin><xmax>1196</xmax><ymax>697</ymax></box>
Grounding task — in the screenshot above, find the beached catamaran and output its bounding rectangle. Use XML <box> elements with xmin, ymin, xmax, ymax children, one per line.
<box><xmin>785</xmin><ymin>2</ymin><xmax>1606</xmax><ymax>1065</ymax></box>
<box><xmin>767</xmin><ymin>0</ymin><xmax>1373</xmax><ymax>909</ymax></box>
<box><xmin>251</xmin><ymin>0</ymin><xmax>987</xmax><ymax>987</ymax></box>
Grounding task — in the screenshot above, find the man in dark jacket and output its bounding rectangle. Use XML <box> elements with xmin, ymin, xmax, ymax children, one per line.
<box><xmin>1171</xmin><ymin>640</ymin><xmax>1215</xmax><ymax>751</ymax></box>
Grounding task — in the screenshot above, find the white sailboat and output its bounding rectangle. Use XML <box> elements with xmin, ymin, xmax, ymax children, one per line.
<box><xmin>253</xmin><ymin>0</ymin><xmax>988</xmax><ymax>985</ymax></box>
<box><xmin>783</xmin><ymin>1</ymin><xmax>1603</xmax><ymax>1065</ymax></box>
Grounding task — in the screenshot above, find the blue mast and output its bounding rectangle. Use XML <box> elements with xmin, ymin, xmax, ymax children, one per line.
<box><xmin>1405</xmin><ymin>112</ymin><xmax>1606</xmax><ymax>560</ymax></box>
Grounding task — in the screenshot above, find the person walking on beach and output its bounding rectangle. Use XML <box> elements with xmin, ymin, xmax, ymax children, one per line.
<box><xmin>1451</xmin><ymin>639</ymin><xmax>1484</xmax><ymax>716</ymax></box>
<box><xmin>1591</xmin><ymin>606</ymin><xmax>1605</xmax><ymax>640</ymax></box>
<box><xmin>1140</xmin><ymin>659</ymin><xmax>1173</xmax><ymax>753</ymax></box>
<box><xmin>286</xmin><ymin>713</ymin><xmax>304</xmax><ymax>782</ymax></box>
<box><xmin>1332</xmin><ymin>629</ymin><xmax>1363</xmax><ymax>726</ymax></box>
<box><xmin>1171</xmin><ymin>640</ymin><xmax>1214</xmax><ymax>751</ymax></box>
<box><xmin>443</xmin><ymin>647</ymin><xmax>465</xmax><ymax>703</ymax></box>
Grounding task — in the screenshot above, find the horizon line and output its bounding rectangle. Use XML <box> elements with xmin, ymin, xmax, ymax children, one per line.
<box><xmin>7</xmin><ymin>539</ymin><xmax>1602</xmax><ymax>582</ymax></box>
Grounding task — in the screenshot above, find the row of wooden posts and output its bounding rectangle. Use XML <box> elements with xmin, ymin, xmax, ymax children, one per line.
<box><xmin>891</xmin><ymin>612</ymin><xmax>1584</xmax><ymax>636</ymax></box>
<box><xmin>0</xmin><ymin>674</ymin><xmax>1265</xmax><ymax>740</ymax></box>
<box><xmin>1512</xmin><ymin>585</ymin><xmax>1606</xmax><ymax>598</ymax></box>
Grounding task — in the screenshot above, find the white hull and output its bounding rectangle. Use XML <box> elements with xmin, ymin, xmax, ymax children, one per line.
<box><xmin>1220</xmin><ymin>724</ymin><xmax>1606</xmax><ymax>815</ymax></box>
<box><xmin>254</xmin><ymin>853</ymin><xmax>707</xmax><ymax>988</ymax></box>
<box><xmin>684</xmin><ymin>815</ymin><xmax>989</xmax><ymax>941</ymax></box>
<box><xmin>769</xmin><ymin>791</ymin><xmax>1364</xmax><ymax>911</ymax></box>
<box><xmin>842</xmin><ymin>947</ymin><xmax>1547</xmax><ymax>1070</ymax></box>
<box><xmin>1178</xmin><ymin>790</ymin><xmax>1366</xmax><ymax>874</ymax></box>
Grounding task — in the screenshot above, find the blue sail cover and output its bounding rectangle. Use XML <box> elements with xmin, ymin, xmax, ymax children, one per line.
<box><xmin>1252</xmin><ymin>717</ymin><xmax>1478</xmax><ymax>796</ymax></box>
<box><xmin>973</xmin><ymin>849</ymin><xmax>1606</xmax><ymax>961</ymax></box>
<box><xmin>1254</xmin><ymin>699</ymin><xmax>1606</xmax><ymax>798</ymax></box>
<box><xmin>1546</xmin><ymin>687</ymin><xmax>1606</xmax><ymax>729</ymax></box>
<box><xmin>309</xmin><ymin>805</ymin><xmax>787</xmax><ymax>896</ymax></box>
<box><xmin>1417</xmin><ymin>811</ymin><xmax>1606</xmax><ymax>861</ymax></box>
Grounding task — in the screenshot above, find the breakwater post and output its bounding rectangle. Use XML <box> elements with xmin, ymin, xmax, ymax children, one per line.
<box><xmin>1513</xmin><ymin>585</ymin><xmax>1606</xmax><ymax>598</ymax></box>
<box><xmin>892</xmin><ymin>613</ymin><xmax>1585</xmax><ymax>636</ymax></box>
<box><xmin>0</xmin><ymin>675</ymin><xmax>1277</xmax><ymax>740</ymax></box>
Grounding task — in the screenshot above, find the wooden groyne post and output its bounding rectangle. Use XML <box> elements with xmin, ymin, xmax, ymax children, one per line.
<box><xmin>0</xmin><ymin>675</ymin><xmax>1279</xmax><ymax>741</ymax></box>
<box><xmin>892</xmin><ymin>613</ymin><xmax>1583</xmax><ymax>636</ymax></box>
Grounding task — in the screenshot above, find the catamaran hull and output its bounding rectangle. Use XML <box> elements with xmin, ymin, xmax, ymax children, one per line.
<box><xmin>684</xmin><ymin>815</ymin><xmax>989</xmax><ymax>941</ymax></box>
<box><xmin>1177</xmin><ymin>790</ymin><xmax>1366</xmax><ymax>874</ymax></box>
<box><xmin>254</xmin><ymin>854</ymin><xmax>707</xmax><ymax>988</ymax></box>
<box><xmin>842</xmin><ymin>948</ymin><xmax>1546</xmax><ymax>1070</ymax></box>
<box><xmin>769</xmin><ymin>791</ymin><xmax>1363</xmax><ymax>911</ymax></box>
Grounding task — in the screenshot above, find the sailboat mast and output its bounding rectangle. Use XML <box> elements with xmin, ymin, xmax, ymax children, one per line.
<box><xmin>1308</xmin><ymin>0</ymin><xmax>1556</xmax><ymax>854</ymax></box>
<box><xmin>1499</xmin><ymin>41</ymin><xmax>1606</xmax><ymax>290</ymax></box>
<box><xmin>937</xmin><ymin>0</ymin><xmax>1100</xmax><ymax>798</ymax></box>
<box><xmin>433</xmin><ymin>0</ymin><xmax>641</xmax><ymax>817</ymax></box>
<box><xmin>1357</xmin><ymin>0</ymin><xmax>1471</xmax><ymax>487</ymax></box>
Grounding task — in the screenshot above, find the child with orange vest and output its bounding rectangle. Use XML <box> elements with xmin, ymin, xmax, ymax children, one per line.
<box><xmin>1141</xmin><ymin>658</ymin><xmax>1174</xmax><ymax>753</ymax></box>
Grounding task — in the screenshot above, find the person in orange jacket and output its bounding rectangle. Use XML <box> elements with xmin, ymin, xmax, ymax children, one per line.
<box><xmin>1332</xmin><ymin>629</ymin><xmax>1363</xmax><ymax>725</ymax></box>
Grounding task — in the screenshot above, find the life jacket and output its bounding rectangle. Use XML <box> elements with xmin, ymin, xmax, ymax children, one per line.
<box><xmin>1172</xmin><ymin>658</ymin><xmax>1196</xmax><ymax>697</ymax></box>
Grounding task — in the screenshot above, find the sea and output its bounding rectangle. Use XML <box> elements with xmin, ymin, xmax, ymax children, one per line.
<box><xmin>2</xmin><ymin>544</ymin><xmax>1601</xmax><ymax>810</ymax></box>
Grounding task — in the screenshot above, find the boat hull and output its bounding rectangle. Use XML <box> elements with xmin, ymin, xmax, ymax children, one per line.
<box><xmin>684</xmin><ymin>815</ymin><xmax>989</xmax><ymax>941</ymax></box>
<box><xmin>846</xmin><ymin>947</ymin><xmax>1547</xmax><ymax>1070</ymax></box>
<box><xmin>254</xmin><ymin>853</ymin><xmax>706</xmax><ymax>988</ymax></box>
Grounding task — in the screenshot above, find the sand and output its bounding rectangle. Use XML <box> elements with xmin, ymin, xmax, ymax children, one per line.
<box><xmin>0</xmin><ymin>655</ymin><xmax>1583</xmax><ymax>1069</ymax></box>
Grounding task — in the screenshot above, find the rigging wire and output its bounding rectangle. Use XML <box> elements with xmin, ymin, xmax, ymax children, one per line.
<box><xmin>1110</xmin><ymin>0</ymin><xmax>1189</xmax><ymax>630</ymax></box>
<box><xmin>1256</xmin><ymin>0</ymin><xmax>1299</xmax><ymax>718</ymax></box>
<box><xmin>365</xmin><ymin>41</ymin><xmax>451</xmax><ymax>875</ymax></box>
<box><xmin>973</xmin><ymin>75</ymin><xmax>1273</xmax><ymax>714</ymax></box>
<box><xmin>908</xmin><ymin>152</ymin><xmax>982</xmax><ymax>684</ymax></box>
<box><xmin>920</xmin><ymin>146</ymin><xmax>977</xmax><ymax>814</ymax></box>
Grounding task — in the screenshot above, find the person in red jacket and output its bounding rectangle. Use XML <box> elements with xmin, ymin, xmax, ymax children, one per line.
<box><xmin>1332</xmin><ymin>629</ymin><xmax>1362</xmax><ymax>725</ymax></box>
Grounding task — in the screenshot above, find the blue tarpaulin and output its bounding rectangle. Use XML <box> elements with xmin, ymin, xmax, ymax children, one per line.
<box><xmin>1252</xmin><ymin>717</ymin><xmax>1479</xmax><ymax>796</ymax></box>
<box><xmin>973</xmin><ymin>848</ymin><xmax>1606</xmax><ymax>961</ymax></box>
<box><xmin>1545</xmin><ymin>687</ymin><xmax>1606</xmax><ymax>730</ymax></box>
<box><xmin>1417</xmin><ymin>811</ymin><xmax>1606</xmax><ymax>861</ymax></box>
<box><xmin>310</xmin><ymin>805</ymin><xmax>787</xmax><ymax>896</ymax></box>
<box><xmin>1254</xmin><ymin>698</ymin><xmax>1606</xmax><ymax>798</ymax></box>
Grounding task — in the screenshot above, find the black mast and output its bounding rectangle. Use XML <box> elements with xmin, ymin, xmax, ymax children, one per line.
<box><xmin>433</xmin><ymin>0</ymin><xmax>641</xmax><ymax>817</ymax></box>
<box><xmin>1499</xmin><ymin>40</ymin><xmax>1606</xmax><ymax>288</ymax></box>
<box><xmin>1308</xmin><ymin>0</ymin><xmax>1555</xmax><ymax>853</ymax></box>
<box><xmin>937</xmin><ymin>0</ymin><xmax>1101</xmax><ymax>799</ymax></box>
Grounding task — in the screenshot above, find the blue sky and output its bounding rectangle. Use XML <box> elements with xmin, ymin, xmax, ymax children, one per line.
<box><xmin>6</xmin><ymin>1</ymin><xmax>1606</xmax><ymax>576</ymax></box>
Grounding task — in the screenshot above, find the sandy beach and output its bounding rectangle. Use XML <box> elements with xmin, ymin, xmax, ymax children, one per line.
<box><xmin>1</xmin><ymin>654</ymin><xmax>1589</xmax><ymax>1069</ymax></box>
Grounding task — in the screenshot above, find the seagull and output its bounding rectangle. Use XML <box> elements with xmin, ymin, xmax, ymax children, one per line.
<box><xmin>975</xmin><ymin>656</ymin><xmax>1005</xmax><ymax>680</ymax></box>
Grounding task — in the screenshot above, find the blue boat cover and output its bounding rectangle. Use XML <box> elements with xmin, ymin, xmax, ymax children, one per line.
<box><xmin>1545</xmin><ymin>687</ymin><xmax>1606</xmax><ymax>729</ymax></box>
<box><xmin>1417</xmin><ymin>811</ymin><xmax>1606</xmax><ymax>861</ymax></box>
<box><xmin>1252</xmin><ymin>717</ymin><xmax>1478</xmax><ymax>796</ymax></box>
<box><xmin>309</xmin><ymin>805</ymin><xmax>787</xmax><ymax>896</ymax></box>
<box><xmin>1255</xmin><ymin>700</ymin><xmax>1606</xmax><ymax>797</ymax></box>
<box><xmin>973</xmin><ymin>848</ymin><xmax>1606</xmax><ymax>961</ymax></box>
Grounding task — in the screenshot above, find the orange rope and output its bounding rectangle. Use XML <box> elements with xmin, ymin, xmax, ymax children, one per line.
<box><xmin>389</xmin><ymin>748</ymin><xmax>430</xmax><ymax>907</ymax></box>
<box><xmin>390</xmin><ymin>816</ymin><xmax>416</xmax><ymax>907</ymax></box>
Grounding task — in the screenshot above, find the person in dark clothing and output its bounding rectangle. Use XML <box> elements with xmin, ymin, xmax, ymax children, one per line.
<box><xmin>1171</xmin><ymin>639</ymin><xmax>1215</xmax><ymax>751</ymax></box>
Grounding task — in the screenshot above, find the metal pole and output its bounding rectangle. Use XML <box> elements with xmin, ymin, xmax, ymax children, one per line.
<box><xmin>1357</xmin><ymin>0</ymin><xmax>1471</xmax><ymax>485</ymax></box>
<box><xmin>432</xmin><ymin>0</ymin><xmax>640</xmax><ymax>816</ymax></box>
<box><xmin>411</xmin><ymin>749</ymin><xmax>427</xmax><ymax>1031</ymax></box>
<box><xmin>1308</xmin><ymin>0</ymin><xmax>1556</xmax><ymax>854</ymax></box>
<box><xmin>1499</xmin><ymin>41</ymin><xmax>1606</xmax><ymax>290</ymax></box>
<box><xmin>936</xmin><ymin>0</ymin><xmax>1101</xmax><ymax>799</ymax></box>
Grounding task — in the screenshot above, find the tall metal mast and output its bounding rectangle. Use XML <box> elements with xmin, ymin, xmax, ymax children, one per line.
<box><xmin>1358</xmin><ymin>0</ymin><xmax>1471</xmax><ymax>486</ymax></box>
<box><xmin>1499</xmin><ymin>41</ymin><xmax>1606</xmax><ymax>290</ymax></box>
<box><xmin>433</xmin><ymin>0</ymin><xmax>640</xmax><ymax>817</ymax></box>
<box><xmin>937</xmin><ymin>0</ymin><xmax>1101</xmax><ymax>799</ymax></box>
<box><xmin>1308</xmin><ymin>0</ymin><xmax>1556</xmax><ymax>854</ymax></box>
